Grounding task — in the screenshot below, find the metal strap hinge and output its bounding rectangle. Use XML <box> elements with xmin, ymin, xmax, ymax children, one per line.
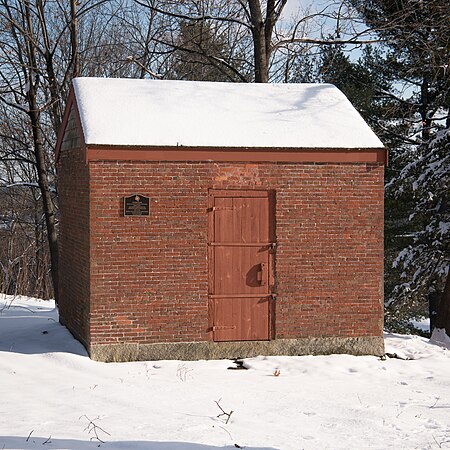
<box><xmin>207</xmin><ymin>206</ymin><xmax>235</xmax><ymax>212</ymax></box>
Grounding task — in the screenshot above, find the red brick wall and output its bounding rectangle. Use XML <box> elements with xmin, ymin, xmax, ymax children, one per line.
<box><xmin>87</xmin><ymin>161</ymin><xmax>384</xmax><ymax>345</ymax></box>
<box><xmin>57</xmin><ymin>110</ymin><xmax>91</xmax><ymax>347</ymax></box>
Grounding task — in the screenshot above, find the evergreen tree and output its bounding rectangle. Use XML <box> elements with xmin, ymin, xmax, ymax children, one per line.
<box><xmin>169</xmin><ymin>20</ymin><xmax>245</xmax><ymax>82</ymax></box>
<box><xmin>351</xmin><ymin>0</ymin><xmax>450</xmax><ymax>333</ymax></box>
<box><xmin>318</xmin><ymin>45</ymin><xmax>396</xmax><ymax>132</ymax></box>
<box><xmin>350</xmin><ymin>0</ymin><xmax>450</xmax><ymax>138</ymax></box>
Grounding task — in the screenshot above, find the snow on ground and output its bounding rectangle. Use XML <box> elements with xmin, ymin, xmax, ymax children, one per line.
<box><xmin>1</xmin><ymin>295</ymin><xmax>450</xmax><ymax>450</ymax></box>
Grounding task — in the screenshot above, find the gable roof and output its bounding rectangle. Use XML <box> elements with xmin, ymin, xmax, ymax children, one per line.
<box><xmin>71</xmin><ymin>78</ymin><xmax>384</xmax><ymax>150</ymax></box>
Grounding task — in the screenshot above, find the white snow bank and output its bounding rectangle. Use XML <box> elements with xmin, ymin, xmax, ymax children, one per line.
<box><xmin>72</xmin><ymin>78</ymin><xmax>384</xmax><ymax>149</ymax></box>
<box><xmin>2</xmin><ymin>295</ymin><xmax>450</xmax><ymax>450</ymax></box>
<box><xmin>430</xmin><ymin>328</ymin><xmax>450</xmax><ymax>350</ymax></box>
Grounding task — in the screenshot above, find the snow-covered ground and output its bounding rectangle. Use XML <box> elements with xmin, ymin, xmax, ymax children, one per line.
<box><xmin>1</xmin><ymin>295</ymin><xmax>450</xmax><ymax>450</ymax></box>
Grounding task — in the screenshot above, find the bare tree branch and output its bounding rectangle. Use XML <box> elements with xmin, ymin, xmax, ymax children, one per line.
<box><xmin>134</xmin><ymin>0</ymin><xmax>251</xmax><ymax>29</ymax></box>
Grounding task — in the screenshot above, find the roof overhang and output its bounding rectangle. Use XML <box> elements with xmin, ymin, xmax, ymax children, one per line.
<box><xmin>85</xmin><ymin>145</ymin><xmax>387</xmax><ymax>164</ymax></box>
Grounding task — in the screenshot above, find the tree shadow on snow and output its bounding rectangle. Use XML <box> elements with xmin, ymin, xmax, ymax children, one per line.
<box><xmin>0</xmin><ymin>436</ymin><xmax>278</xmax><ymax>450</ymax></box>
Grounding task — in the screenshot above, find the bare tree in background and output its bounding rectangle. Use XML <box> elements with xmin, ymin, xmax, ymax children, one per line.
<box><xmin>0</xmin><ymin>0</ymin><xmax>131</xmax><ymax>299</ymax></box>
<box><xmin>132</xmin><ymin>0</ymin><xmax>381</xmax><ymax>82</ymax></box>
<box><xmin>0</xmin><ymin>0</ymin><xmax>64</xmax><ymax>300</ymax></box>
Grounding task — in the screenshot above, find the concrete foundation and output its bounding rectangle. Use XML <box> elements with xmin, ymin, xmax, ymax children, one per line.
<box><xmin>89</xmin><ymin>337</ymin><xmax>385</xmax><ymax>362</ymax></box>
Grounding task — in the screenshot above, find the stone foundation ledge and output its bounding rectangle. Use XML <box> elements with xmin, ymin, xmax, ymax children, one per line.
<box><xmin>89</xmin><ymin>336</ymin><xmax>385</xmax><ymax>362</ymax></box>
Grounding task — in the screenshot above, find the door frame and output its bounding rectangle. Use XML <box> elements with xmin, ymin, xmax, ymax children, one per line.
<box><xmin>207</xmin><ymin>189</ymin><xmax>276</xmax><ymax>341</ymax></box>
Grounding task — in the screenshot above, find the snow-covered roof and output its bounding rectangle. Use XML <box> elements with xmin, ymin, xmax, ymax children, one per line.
<box><xmin>72</xmin><ymin>77</ymin><xmax>384</xmax><ymax>149</ymax></box>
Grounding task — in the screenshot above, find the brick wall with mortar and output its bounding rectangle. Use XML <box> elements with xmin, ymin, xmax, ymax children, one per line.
<box><xmin>57</xmin><ymin>109</ymin><xmax>91</xmax><ymax>347</ymax></box>
<box><xmin>86</xmin><ymin>160</ymin><xmax>384</xmax><ymax>347</ymax></box>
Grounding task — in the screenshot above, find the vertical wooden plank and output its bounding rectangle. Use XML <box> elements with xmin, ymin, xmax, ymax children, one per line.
<box><xmin>208</xmin><ymin>191</ymin><xmax>215</xmax><ymax>340</ymax></box>
<box><xmin>268</xmin><ymin>190</ymin><xmax>276</xmax><ymax>244</ymax></box>
<box><xmin>268</xmin><ymin>190</ymin><xmax>276</xmax><ymax>340</ymax></box>
<box><xmin>233</xmin><ymin>197</ymin><xmax>241</xmax><ymax>243</ymax></box>
<box><xmin>248</xmin><ymin>197</ymin><xmax>256</xmax><ymax>244</ymax></box>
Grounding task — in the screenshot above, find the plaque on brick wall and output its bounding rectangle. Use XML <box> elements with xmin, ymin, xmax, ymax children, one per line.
<box><xmin>124</xmin><ymin>194</ymin><xmax>150</xmax><ymax>216</ymax></box>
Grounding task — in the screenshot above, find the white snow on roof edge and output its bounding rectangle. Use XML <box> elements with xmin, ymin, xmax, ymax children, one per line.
<box><xmin>72</xmin><ymin>77</ymin><xmax>385</xmax><ymax>149</ymax></box>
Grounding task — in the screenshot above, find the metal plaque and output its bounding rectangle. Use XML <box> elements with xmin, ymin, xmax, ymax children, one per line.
<box><xmin>124</xmin><ymin>194</ymin><xmax>150</xmax><ymax>216</ymax></box>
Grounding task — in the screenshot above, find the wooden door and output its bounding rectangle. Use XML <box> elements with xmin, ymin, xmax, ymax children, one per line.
<box><xmin>208</xmin><ymin>190</ymin><xmax>275</xmax><ymax>341</ymax></box>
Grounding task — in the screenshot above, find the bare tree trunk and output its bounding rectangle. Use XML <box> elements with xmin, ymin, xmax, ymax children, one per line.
<box><xmin>248</xmin><ymin>0</ymin><xmax>268</xmax><ymax>83</ymax></box>
<box><xmin>140</xmin><ymin>8</ymin><xmax>157</xmax><ymax>79</ymax></box>
<box><xmin>28</xmin><ymin>102</ymin><xmax>59</xmax><ymax>303</ymax></box>
<box><xmin>70</xmin><ymin>0</ymin><xmax>80</xmax><ymax>77</ymax></box>
<box><xmin>247</xmin><ymin>0</ymin><xmax>287</xmax><ymax>83</ymax></box>
<box><xmin>435</xmin><ymin>269</ymin><xmax>450</xmax><ymax>336</ymax></box>
<box><xmin>24</xmin><ymin>0</ymin><xmax>59</xmax><ymax>302</ymax></box>
<box><xmin>36</xmin><ymin>0</ymin><xmax>63</xmax><ymax>132</ymax></box>
<box><xmin>420</xmin><ymin>75</ymin><xmax>431</xmax><ymax>142</ymax></box>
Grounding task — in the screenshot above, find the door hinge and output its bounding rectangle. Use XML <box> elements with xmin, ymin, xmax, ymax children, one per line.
<box><xmin>207</xmin><ymin>206</ymin><xmax>235</xmax><ymax>212</ymax></box>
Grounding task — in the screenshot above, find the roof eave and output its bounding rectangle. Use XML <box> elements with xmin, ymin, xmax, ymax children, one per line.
<box><xmin>84</xmin><ymin>144</ymin><xmax>388</xmax><ymax>164</ymax></box>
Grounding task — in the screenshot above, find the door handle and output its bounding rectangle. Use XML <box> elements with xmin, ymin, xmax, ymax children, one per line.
<box><xmin>257</xmin><ymin>263</ymin><xmax>266</xmax><ymax>285</ymax></box>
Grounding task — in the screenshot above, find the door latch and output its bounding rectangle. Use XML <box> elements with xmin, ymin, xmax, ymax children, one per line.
<box><xmin>257</xmin><ymin>263</ymin><xmax>267</xmax><ymax>285</ymax></box>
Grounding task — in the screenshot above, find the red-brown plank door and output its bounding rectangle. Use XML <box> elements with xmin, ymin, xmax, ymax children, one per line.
<box><xmin>209</xmin><ymin>190</ymin><xmax>275</xmax><ymax>341</ymax></box>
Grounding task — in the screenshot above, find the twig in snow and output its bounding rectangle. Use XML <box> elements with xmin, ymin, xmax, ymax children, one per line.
<box><xmin>430</xmin><ymin>397</ymin><xmax>440</xmax><ymax>408</ymax></box>
<box><xmin>3</xmin><ymin>304</ymin><xmax>36</xmax><ymax>314</ymax></box>
<box><xmin>0</xmin><ymin>296</ymin><xmax>15</xmax><ymax>313</ymax></box>
<box><xmin>433</xmin><ymin>435</ymin><xmax>442</xmax><ymax>448</ymax></box>
<box><xmin>26</xmin><ymin>430</ymin><xmax>33</xmax><ymax>442</ymax></box>
<box><xmin>432</xmin><ymin>434</ymin><xmax>450</xmax><ymax>448</ymax></box>
<box><xmin>80</xmin><ymin>415</ymin><xmax>111</xmax><ymax>443</ymax></box>
<box><xmin>42</xmin><ymin>436</ymin><xmax>52</xmax><ymax>445</ymax></box>
<box><xmin>218</xmin><ymin>425</ymin><xmax>233</xmax><ymax>440</ymax></box>
<box><xmin>215</xmin><ymin>399</ymin><xmax>233</xmax><ymax>424</ymax></box>
<box><xmin>176</xmin><ymin>363</ymin><xmax>193</xmax><ymax>382</ymax></box>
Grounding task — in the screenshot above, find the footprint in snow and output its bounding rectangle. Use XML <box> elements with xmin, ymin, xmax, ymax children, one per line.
<box><xmin>424</xmin><ymin>419</ymin><xmax>440</xmax><ymax>430</ymax></box>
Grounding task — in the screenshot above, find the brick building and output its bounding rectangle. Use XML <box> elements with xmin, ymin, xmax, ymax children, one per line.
<box><xmin>56</xmin><ymin>78</ymin><xmax>386</xmax><ymax>362</ymax></box>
